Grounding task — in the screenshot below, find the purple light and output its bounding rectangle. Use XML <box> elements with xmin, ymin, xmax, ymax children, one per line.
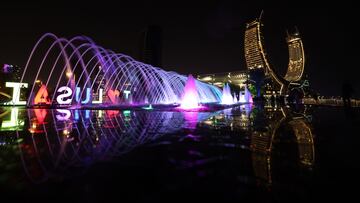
<box><xmin>180</xmin><ymin>75</ymin><xmax>202</xmax><ymax>110</ymax></box>
<box><xmin>18</xmin><ymin>33</ymin><xmax>222</xmax><ymax>107</ymax></box>
<box><xmin>244</xmin><ymin>86</ymin><xmax>253</xmax><ymax>103</ymax></box>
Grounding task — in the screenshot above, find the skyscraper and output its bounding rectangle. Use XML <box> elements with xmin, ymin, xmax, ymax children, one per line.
<box><xmin>139</xmin><ymin>25</ymin><xmax>163</xmax><ymax>67</ymax></box>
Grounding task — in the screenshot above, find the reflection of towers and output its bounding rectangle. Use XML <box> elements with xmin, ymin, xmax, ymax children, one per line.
<box><xmin>139</xmin><ymin>25</ymin><xmax>163</xmax><ymax>67</ymax></box>
<box><xmin>250</xmin><ymin>108</ymin><xmax>315</xmax><ymax>185</ymax></box>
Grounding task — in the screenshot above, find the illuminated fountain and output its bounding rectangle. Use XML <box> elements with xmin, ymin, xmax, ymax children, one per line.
<box><xmin>239</xmin><ymin>91</ymin><xmax>246</xmax><ymax>103</ymax></box>
<box><xmin>244</xmin><ymin>86</ymin><xmax>253</xmax><ymax>103</ymax></box>
<box><xmin>238</xmin><ymin>86</ymin><xmax>253</xmax><ymax>104</ymax></box>
<box><xmin>221</xmin><ymin>83</ymin><xmax>234</xmax><ymax>105</ymax></box>
<box><xmin>180</xmin><ymin>75</ymin><xmax>202</xmax><ymax>110</ymax></box>
<box><xmin>14</xmin><ymin>33</ymin><xmax>222</xmax><ymax>108</ymax></box>
<box><xmin>233</xmin><ymin>92</ymin><xmax>238</xmax><ymax>103</ymax></box>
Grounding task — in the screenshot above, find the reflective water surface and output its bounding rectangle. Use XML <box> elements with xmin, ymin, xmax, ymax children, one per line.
<box><xmin>0</xmin><ymin>105</ymin><xmax>359</xmax><ymax>201</ymax></box>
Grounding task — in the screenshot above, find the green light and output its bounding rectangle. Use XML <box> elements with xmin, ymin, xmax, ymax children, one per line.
<box><xmin>123</xmin><ymin>110</ymin><xmax>131</xmax><ymax>117</ymax></box>
<box><xmin>142</xmin><ymin>104</ymin><xmax>153</xmax><ymax>110</ymax></box>
<box><xmin>0</xmin><ymin>108</ymin><xmax>24</xmax><ymax>131</ymax></box>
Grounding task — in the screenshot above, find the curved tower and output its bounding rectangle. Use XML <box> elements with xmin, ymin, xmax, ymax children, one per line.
<box><xmin>284</xmin><ymin>30</ymin><xmax>305</xmax><ymax>83</ymax></box>
<box><xmin>244</xmin><ymin>14</ymin><xmax>285</xmax><ymax>94</ymax></box>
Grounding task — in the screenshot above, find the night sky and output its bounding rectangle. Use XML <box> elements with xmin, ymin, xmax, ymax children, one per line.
<box><xmin>0</xmin><ymin>1</ymin><xmax>358</xmax><ymax>97</ymax></box>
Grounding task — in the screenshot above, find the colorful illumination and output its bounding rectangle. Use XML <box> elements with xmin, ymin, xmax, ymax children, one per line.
<box><xmin>244</xmin><ymin>86</ymin><xmax>253</xmax><ymax>103</ymax></box>
<box><xmin>142</xmin><ymin>104</ymin><xmax>153</xmax><ymax>110</ymax></box>
<box><xmin>0</xmin><ymin>108</ymin><xmax>25</xmax><ymax>131</ymax></box>
<box><xmin>239</xmin><ymin>91</ymin><xmax>246</xmax><ymax>103</ymax></box>
<box><xmin>75</xmin><ymin>87</ymin><xmax>91</xmax><ymax>104</ymax></box>
<box><xmin>16</xmin><ymin>33</ymin><xmax>221</xmax><ymax>107</ymax></box>
<box><xmin>107</xmin><ymin>89</ymin><xmax>120</xmax><ymax>104</ymax></box>
<box><xmin>221</xmin><ymin>83</ymin><xmax>234</xmax><ymax>105</ymax></box>
<box><xmin>180</xmin><ymin>75</ymin><xmax>201</xmax><ymax>109</ymax></box>
<box><xmin>34</xmin><ymin>85</ymin><xmax>51</xmax><ymax>105</ymax></box>
<box><xmin>34</xmin><ymin>108</ymin><xmax>48</xmax><ymax>124</ymax></box>
<box><xmin>56</xmin><ymin>109</ymin><xmax>71</xmax><ymax>121</ymax></box>
<box><xmin>183</xmin><ymin>111</ymin><xmax>198</xmax><ymax>129</ymax></box>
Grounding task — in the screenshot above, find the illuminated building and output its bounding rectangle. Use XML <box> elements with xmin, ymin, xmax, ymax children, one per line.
<box><xmin>199</xmin><ymin>13</ymin><xmax>308</xmax><ymax>98</ymax></box>
<box><xmin>244</xmin><ymin>13</ymin><xmax>285</xmax><ymax>95</ymax></box>
<box><xmin>197</xmin><ymin>71</ymin><xmax>249</xmax><ymax>88</ymax></box>
<box><xmin>284</xmin><ymin>29</ymin><xmax>305</xmax><ymax>83</ymax></box>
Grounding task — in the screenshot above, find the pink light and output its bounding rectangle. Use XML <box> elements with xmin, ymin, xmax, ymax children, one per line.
<box><xmin>180</xmin><ymin>75</ymin><xmax>201</xmax><ymax>109</ymax></box>
<box><xmin>107</xmin><ymin>89</ymin><xmax>120</xmax><ymax>104</ymax></box>
<box><xmin>183</xmin><ymin>111</ymin><xmax>198</xmax><ymax>129</ymax></box>
<box><xmin>34</xmin><ymin>109</ymin><xmax>47</xmax><ymax>124</ymax></box>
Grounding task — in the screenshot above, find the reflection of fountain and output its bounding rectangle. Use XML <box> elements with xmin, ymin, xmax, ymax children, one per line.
<box><xmin>221</xmin><ymin>83</ymin><xmax>234</xmax><ymax>105</ymax></box>
<box><xmin>11</xmin><ymin>109</ymin><xmax>216</xmax><ymax>183</ymax></box>
<box><xmin>180</xmin><ymin>75</ymin><xmax>201</xmax><ymax>109</ymax></box>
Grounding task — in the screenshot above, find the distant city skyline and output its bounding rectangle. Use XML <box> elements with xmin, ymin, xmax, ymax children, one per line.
<box><xmin>0</xmin><ymin>1</ymin><xmax>357</xmax><ymax>97</ymax></box>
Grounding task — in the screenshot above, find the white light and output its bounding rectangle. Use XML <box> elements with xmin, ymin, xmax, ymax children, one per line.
<box><xmin>4</xmin><ymin>82</ymin><xmax>28</xmax><ymax>105</ymax></box>
<box><xmin>56</xmin><ymin>86</ymin><xmax>73</xmax><ymax>104</ymax></box>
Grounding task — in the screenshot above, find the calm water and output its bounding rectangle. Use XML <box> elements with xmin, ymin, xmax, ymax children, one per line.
<box><xmin>0</xmin><ymin>105</ymin><xmax>359</xmax><ymax>202</ymax></box>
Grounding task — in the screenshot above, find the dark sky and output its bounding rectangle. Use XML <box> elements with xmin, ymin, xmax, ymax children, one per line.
<box><xmin>0</xmin><ymin>0</ymin><xmax>358</xmax><ymax>97</ymax></box>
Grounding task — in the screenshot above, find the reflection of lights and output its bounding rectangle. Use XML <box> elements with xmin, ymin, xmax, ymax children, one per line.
<box><xmin>63</xmin><ymin>129</ymin><xmax>70</xmax><ymax>136</ymax></box>
<box><xmin>183</xmin><ymin>111</ymin><xmax>198</xmax><ymax>130</ymax></box>
<box><xmin>56</xmin><ymin>109</ymin><xmax>71</xmax><ymax>121</ymax></box>
<box><xmin>203</xmin><ymin>120</ymin><xmax>213</xmax><ymax>125</ymax></box>
<box><xmin>0</xmin><ymin>108</ymin><xmax>25</xmax><ymax>131</ymax></box>
<box><xmin>32</xmin><ymin>123</ymin><xmax>37</xmax><ymax>129</ymax></box>
<box><xmin>34</xmin><ymin>85</ymin><xmax>51</xmax><ymax>105</ymax></box>
<box><xmin>142</xmin><ymin>104</ymin><xmax>153</xmax><ymax>110</ymax></box>
<box><xmin>123</xmin><ymin>110</ymin><xmax>131</xmax><ymax>117</ymax></box>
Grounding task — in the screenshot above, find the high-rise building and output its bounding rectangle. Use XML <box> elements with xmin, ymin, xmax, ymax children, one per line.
<box><xmin>139</xmin><ymin>25</ymin><xmax>163</xmax><ymax>67</ymax></box>
<box><xmin>244</xmin><ymin>15</ymin><xmax>285</xmax><ymax>95</ymax></box>
<box><xmin>284</xmin><ymin>29</ymin><xmax>305</xmax><ymax>83</ymax></box>
<box><xmin>197</xmin><ymin>71</ymin><xmax>249</xmax><ymax>88</ymax></box>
